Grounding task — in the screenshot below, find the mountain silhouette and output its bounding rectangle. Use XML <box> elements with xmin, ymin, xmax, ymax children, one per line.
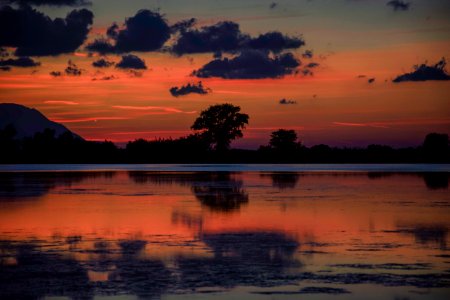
<box><xmin>0</xmin><ymin>103</ymin><xmax>81</xmax><ymax>139</ymax></box>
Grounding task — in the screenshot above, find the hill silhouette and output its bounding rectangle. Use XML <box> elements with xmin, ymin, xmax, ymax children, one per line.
<box><xmin>0</xmin><ymin>103</ymin><xmax>81</xmax><ymax>139</ymax></box>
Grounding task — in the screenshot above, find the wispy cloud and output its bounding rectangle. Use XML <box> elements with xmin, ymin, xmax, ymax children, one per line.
<box><xmin>333</xmin><ymin>119</ymin><xmax>450</xmax><ymax>129</ymax></box>
<box><xmin>44</xmin><ymin>100</ymin><xmax>79</xmax><ymax>105</ymax></box>
<box><xmin>112</xmin><ymin>105</ymin><xmax>196</xmax><ymax>114</ymax></box>
<box><xmin>52</xmin><ymin>117</ymin><xmax>129</xmax><ymax>123</ymax></box>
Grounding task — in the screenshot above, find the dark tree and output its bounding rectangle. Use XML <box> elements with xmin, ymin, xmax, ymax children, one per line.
<box><xmin>191</xmin><ymin>103</ymin><xmax>249</xmax><ymax>152</ymax></box>
<box><xmin>423</xmin><ymin>133</ymin><xmax>449</xmax><ymax>162</ymax></box>
<box><xmin>269</xmin><ymin>129</ymin><xmax>301</xmax><ymax>152</ymax></box>
<box><xmin>0</xmin><ymin>124</ymin><xmax>18</xmax><ymax>162</ymax></box>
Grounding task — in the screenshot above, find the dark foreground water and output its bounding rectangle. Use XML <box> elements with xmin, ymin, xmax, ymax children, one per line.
<box><xmin>0</xmin><ymin>165</ymin><xmax>449</xmax><ymax>299</ymax></box>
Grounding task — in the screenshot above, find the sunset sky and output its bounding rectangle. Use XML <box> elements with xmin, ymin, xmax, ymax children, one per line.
<box><xmin>0</xmin><ymin>0</ymin><xmax>449</xmax><ymax>148</ymax></box>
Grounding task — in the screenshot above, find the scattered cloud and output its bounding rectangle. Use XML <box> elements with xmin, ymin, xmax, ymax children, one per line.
<box><xmin>386</xmin><ymin>0</ymin><xmax>410</xmax><ymax>12</ymax></box>
<box><xmin>116</xmin><ymin>54</ymin><xmax>147</xmax><ymax>70</ymax></box>
<box><xmin>279</xmin><ymin>98</ymin><xmax>297</xmax><ymax>105</ymax></box>
<box><xmin>171</xmin><ymin>21</ymin><xmax>304</xmax><ymax>55</ymax></box>
<box><xmin>171</xmin><ymin>21</ymin><xmax>248</xmax><ymax>55</ymax></box>
<box><xmin>50</xmin><ymin>71</ymin><xmax>62</xmax><ymax>77</ymax></box>
<box><xmin>0</xmin><ymin>56</ymin><xmax>40</xmax><ymax>67</ymax></box>
<box><xmin>170</xmin><ymin>18</ymin><xmax>196</xmax><ymax>34</ymax></box>
<box><xmin>302</xmin><ymin>50</ymin><xmax>313</xmax><ymax>59</ymax></box>
<box><xmin>305</xmin><ymin>62</ymin><xmax>319</xmax><ymax>68</ymax></box>
<box><xmin>65</xmin><ymin>60</ymin><xmax>83</xmax><ymax>75</ymax></box>
<box><xmin>0</xmin><ymin>5</ymin><xmax>93</xmax><ymax>56</ymax></box>
<box><xmin>114</xmin><ymin>10</ymin><xmax>170</xmax><ymax>52</ymax></box>
<box><xmin>368</xmin><ymin>78</ymin><xmax>375</xmax><ymax>83</ymax></box>
<box><xmin>92</xmin><ymin>58</ymin><xmax>114</xmax><ymax>68</ymax></box>
<box><xmin>92</xmin><ymin>75</ymin><xmax>117</xmax><ymax>81</ymax></box>
<box><xmin>85</xmin><ymin>38</ymin><xmax>115</xmax><ymax>54</ymax></box>
<box><xmin>170</xmin><ymin>81</ymin><xmax>211</xmax><ymax>97</ymax></box>
<box><xmin>0</xmin><ymin>47</ymin><xmax>9</xmax><ymax>57</ymax></box>
<box><xmin>269</xmin><ymin>2</ymin><xmax>278</xmax><ymax>10</ymax></box>
<box><xmin>193</xmin><ymin>50</ymin><xmax>300</xmax><ymax>79</ymax></box>
<box><xmin>85</xmin><ymin>9</ymin><xmax>170</xmax><ymax>54</ymax></box>
<box><xmin>248</xmin><ymin>31</ymin><xmax>304</xmax><ymax>53</ymax></box>
<box><xmin>393</xmin><ymin>58</ymin><xmax>450</xmax><ymax>82</ymax></box>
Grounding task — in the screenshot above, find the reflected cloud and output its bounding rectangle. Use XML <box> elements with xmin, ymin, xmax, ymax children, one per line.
<box><xmin>176</xmin><ymin>231</ymin><xmax>301</xmax><ymax>289</ymax></box>
<box><xmin>0</xmin><ymin>241</ymin><xmax>93</xmax><ymax>299</ymax></box>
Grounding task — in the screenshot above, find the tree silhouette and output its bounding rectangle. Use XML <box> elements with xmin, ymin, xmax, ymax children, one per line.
<box><xmin>269</xmin><ymin>129</ymin><xmax>301</xmax><ymax>152</ymax></box>
<box><xmin>423</xmin><ymin>133</ymin><xmax>449</xmax><ymax>162</ymax></box>
<box><xmin>191</xmin><ymin>103</ymin><xmax>249</xmax><ymax>152</ymax></box>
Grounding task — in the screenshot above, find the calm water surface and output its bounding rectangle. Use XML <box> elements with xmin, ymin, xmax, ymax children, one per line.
<box><xmin>0</xmin><ymin>165</ymin><xmax>449</xmax><ymax>299</ymax></box>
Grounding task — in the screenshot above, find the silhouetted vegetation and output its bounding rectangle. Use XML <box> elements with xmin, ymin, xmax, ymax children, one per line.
<box><xmin>0</xmin><ymin>103</ymin><xmax>448</xmax><ymax>163</ymax></box>
<box><xmin>191</xmin><ymin>103</ymin><xmax>249</xmax><ymax>152</ymax></box>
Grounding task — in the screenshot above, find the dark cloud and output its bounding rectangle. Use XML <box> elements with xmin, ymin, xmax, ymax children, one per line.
<box><xmin>50</xmin><ymin>70</ymin><xmax>62</xmax><ymax>77</ymax></box>
<box><xmin>302</xmin><ymin>50</ymin><xmax>313</xmax><ymax>59</ymax></box>
<box><xmin>172</xmin><ymin>21</ymin><xmax>248</xmax><ymax>55</ymax></box>
<box><xmin>301</xmin><ymin>68</ymin><xmax>313</xmax><ymax>76</ymax></box>
<box><xmin>368</xmin><ymin>78</ymin><xmax>375</xmax><ymax>84</ymax></box>
<box><xmin>85</xmin><ymin>38</ymin><xmax>116</xmax><ymax>54</ymax></box>
<box><xmin>306</xmin><ymin>62</ymin><xmax>319</xmax><ymax>68</ymax></box>
<box><xmin>170</xmin><ymin>81</ymin><xmax>210</xmax><ymax>97</ymax></box>
<box><xmin>0</xmin><ymin>5</ymin><xmax>93</xmax><ymax>56</ymax></box>
<box><xmin>65</xmin><ymin>60</ymin><xmax>82</xmax><ymax>75</ymax></box>
<box><xmin>115</xmin><ymin>10</ymin><xmax>170</xmax><ymax>52</ymax></box>
<box><xmin>193</xmin><ymin>50</ymin><xmax>300</xmax><ymax>79</ymax></box>
<box><xmin>393</xmin><ymin>58</ymin><xmax>450</xmax><ymax>83</ymax></box>
<box><xmin>92</xmin><ymin>75</ymin><xmax>117</xmax><ymax>81</ymax></box>
<box><xmin>0</xmin><ymin>66</ymin><xmax>11</xmax><ymax>71</ymax></box>
<box><xmin>279</xmin><ymin>98</ymin><xmax>297</xmax><ymax>105</ymax></box>
<box><xmin>0</xmin><ymin>47</ymin><xmax>9</xmax><ymax>57</ymax></box>
<box><xmin>0</xmin><ymin>56</ymin><xmax>40</xmax><ymax>67</ymax></box>
<box><xmin>92</xmin><ymin>58</ymin><xmax>114</xmax><ymax>68</ymax></box>
<box><xmin>248</xmin><ymin>31</ymin><xmax>304</xmax><ymax>53</ymax></box>
<box><xmin>386</xmin><ymin>0</ymin><xmax>410</xmax><ymax>11</ymax></box>
<box><xmin>171</xmin><ymin>21</ymin><xmax>303</xmax><ymax>55</ymax></box>
<box><xmin>170</xmin><ymin>18</ymin><xmax>196</xmax><ymax>34</ymax></box>
<box><xmin>116</xmin><ymin>54</ymin><xmax>147</xmax><ymax>70</ymax></box>
<box><xmin>269</xmin><ymin>2</ymin><xmax>278</xmax><ymax>9</ymax></box>
<box><xmin>106</xmin><ymin>23</ymin><xmax>119</xmax><ymax>39</ymax></box>
<box><xmin>1</xmin><ymin>0</ymin><xmax>91</xmax><ymax>6</ymax></box>
<box><xmin>85</xmin><ymin>9</ymin><xmax>170</xmax><ymax>54</ymax></box>
<box><xmin>128</xmin><ymin>69</ymin><xmax>143</xmax><ymax>77</ymax></box>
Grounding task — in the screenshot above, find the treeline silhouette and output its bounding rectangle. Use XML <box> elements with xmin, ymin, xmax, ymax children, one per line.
<box><xmin>1</xmin><ymin>125</ymin><xmax>448</xmax><ymax>163</ymax></box>
<box><xmin>0</xmin><ymin>103</ymin><xmax>449</xmax><ymax>163</ymax></box>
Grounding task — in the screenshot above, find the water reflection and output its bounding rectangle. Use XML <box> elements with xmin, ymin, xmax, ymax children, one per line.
<box><xmin>0</xmin><ymin>172</ymin><xmax>115</xmax><ymax>199</ymax></box>
<box><xmin>260</xmin><ymin>172</ymin><xmax>300</xmax><ymax>189</ymax></box>
<box><xmin>0</xmin><ymin>170</ymin><xmax>449</xmax><ymax>299</ymax></box>
<box><xmin>394</xmin><ymin>223</ymin><xmax>448</xmax><ymax>250</ymax></box>
<box><xmin>367</xmin><ymin>172</ymin><xmax>449</xmax><ymax>190</ymax></box>
<box><xmin>0</xmin><ymin>241</ymin><xmax>93</xmax><ymax>300</ymax></box>
<box><xmin>129</xmin><ymin>171</ymin><xmax>249</xmax><ymax>212</ymax></box>
<box><xmin>422</xmin><ymin>172</ymin><xmax>449</xmax><ymax>190</ymax></box>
